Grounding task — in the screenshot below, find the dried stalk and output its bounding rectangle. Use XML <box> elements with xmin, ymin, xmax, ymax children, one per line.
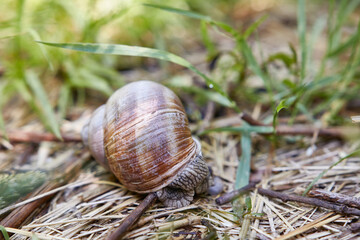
<box><xmin>1</xmin><ymin>131</ymin><xmax>82</xmax><ymax>143</ymax></box>
<box><xmin>107</xmin><ymin>193</ymin><xmax>157</xmax><ymax>240</ymax></box>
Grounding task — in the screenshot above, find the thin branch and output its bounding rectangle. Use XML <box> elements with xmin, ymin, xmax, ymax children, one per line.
<box><xmin>240</xmin><ymin>112</ymin><xmax>350</xmax><ymax>138</ymax></box>
<box><xmin>1</xmin><ymin>131</ymin><xmax>82</xmax><ymax>143</ymax></box>
<box><xmin>257</xmin><ymin>188</ymin><xmax>360</xmax><ymax>216</ymax></box>
<box><xmin>240</xmin><ymin>112</ymin><xmax>267</xmax><ymax>126</ymax></box>
<box><xmin>308</xmin><ymin>189</ymin><xmax>360</xmax><ymax>209</ymax></box>
<box><xmin>107</xmin><ymin>193</ymin><xmax>157</xmax><ymax>240</ymax></box>
<box><xmin>215</xmin><ymin>182</ymin><xmax>257</xmax><ymax>205</ymax></box>
<box><xmin>217</xmin><ymin>186</ymin><xmax>360</xmax><ymax>216</ymax></box>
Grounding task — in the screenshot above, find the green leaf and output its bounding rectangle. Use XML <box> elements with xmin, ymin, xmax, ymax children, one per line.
<box><xmin>25</xmin><ymin>71</ymin><xmax>62</xmax><ymax>139</ymax></box>
<box><xmin>267</xmin><ymin>52</ymin><xmax>296</xmax><ymax>69</ymax></box>
<box><xmin>143</xmin><ymin>3</ymin><xmax>212</xmax><ymax>21</ymax></box>
<box><xmin>37</xmin><ymin>41</ymin><xmax>239</xmax><ymax>111</ymax></box>
<box><xmin>243</xmin><ymin>15</ymin><xmax>268</xmax><ymax>39</ymax></box>
<box><xmin>58</xmin><ymin>83</ymin><xmax>71</xmax><ymax>119</ymax></box>
<box><xmin>327</xmin><ymin>34</ymin><xmax>357</xmax><ymax>57</ymax></box>
<box><xmin>239</xmin><ymin>39</ymin><xmax>273</xmax><ymax>96</ymax></box>
<box><xmin>272</xmin><ymin>98</ymin><xmax>291</xmax><ymax>133</ymax></box>
<box><xmin>201</xmin><ymin>21</ymin><xmax>217</xmax><ymax>59</ymax></box>
<box><xmin>168</xmin><ymin>79</ymin><xmax>234</xmax><ymax>108</ymax></box>
<box><xmin>236</xmin><ymin>130</ymin><xmax>251</xmax><ymax>189</ymax></box>
<box><xmin>77</xmin><ymin>68</ymin><xmax>113</xmax><ymax>96</ymax></box>
<box><xmin>0</xmin><ymin>226</ymin><xmax>9</xmax><ymax>240</ymax></box>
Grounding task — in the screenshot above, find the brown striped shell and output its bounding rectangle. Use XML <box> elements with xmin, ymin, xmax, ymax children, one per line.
<box><xmin>83</xmin><ymin>80</ymin><xmax>199</xmax><ymax>193</ymax></box>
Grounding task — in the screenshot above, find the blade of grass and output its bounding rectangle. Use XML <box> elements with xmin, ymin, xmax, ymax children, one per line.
<box><xmin>297</xmin><ymin>0</ymin><xmax>307</xmax><ymax>83</ymax></box>
<box><xmin>37</xmin><ymin>41</ymin><xmax>238</xmax><ymax>111</ymax></box>
<box><xmin>0</xmin><ymin>226</ymin><xmax>9</xmax><ymax>240</ymax></box>
<box><xmin>58</xmin><ymin>83</ymin><xmax>70</xmax><ymax>119</ymax></box>
<box><xmin>236</xmin><ymin>130</ymin><xmax>251</xmax><ymax>189</ymax></box>
<box><xmin>243</xmin><ymin>15</ymin><xmax>268</xmax><ymax>39</ymax></box>
<box><xmin>201</xmin><ymin>21</ymin><xmax>217</xmax><ymax>60</ymax></box>
<box><xmin>28</xmin><ymin>29</ymin><xmax>54</xmax><ymax>71</ymax></box>
<box><xmin>239</xmin><ymin>38</ymin><xmax>274</xmax><ymax>97</ymax></box>
<box><xmin>307</xmin><ymin>17</ymin><xmax>326</xmax><ymax>73</ymax></box>
<box><xmin>143</xmin><ymin>3</ymin><xmax>212</xmax><ymax>21</ymax></box>
<box><xmin>303</xmin><ymin>149</ymin><xmax>360</xmax><ymax>196</ymax></box>
<box><xmin>25</xmin><ymin>71</ymin><xmax>62</xmax><ymax>139</ymax></box>
<box><xmin>168</xmin><ymin>79</ymin><xmax>234</xmax><ymax>108</ymax></box>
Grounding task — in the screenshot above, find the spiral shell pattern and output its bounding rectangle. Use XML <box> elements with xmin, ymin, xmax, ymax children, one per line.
<box><xmin>103</xmin><ymin>81</ymin><xmax>198</xmax><ymax>193</ymax></box>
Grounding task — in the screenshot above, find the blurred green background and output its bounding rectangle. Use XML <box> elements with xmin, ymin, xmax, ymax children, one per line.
<box><xmin>0</xmin><ymin>0</ymin><xmax>359</xmax><ymax>140</ymax></box>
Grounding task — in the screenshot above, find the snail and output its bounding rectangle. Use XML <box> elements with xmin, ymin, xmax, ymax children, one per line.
<box><xmin>81</xmin><ymin>80</ymin><xmax>223</xmax><ymax>208</ymax></box>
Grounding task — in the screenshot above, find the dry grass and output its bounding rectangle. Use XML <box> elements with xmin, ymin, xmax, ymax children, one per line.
<box><xmin>2</xmin><ymin>126</ymin><xmax>360</xmax><ymax>239</ymax></box>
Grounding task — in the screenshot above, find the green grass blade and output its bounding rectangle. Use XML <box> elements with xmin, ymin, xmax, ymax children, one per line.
<box><xmin>297</xmin><ymin>0</ymin><xmax>307</xmax><ymax>83</ymax></box>
<box><xmin>37</xmin><ymin>41</ymin><xmax>238</xmax><ymax>111</ymax></box>
<box><xmin>0</xmin><ymin>82</ymin><xmax>10</xmax><ymax>139</ymax></box>
<box><xmin>307</xmin><ymin>17</ymin><xmax>326</xmax><ymax>71</ymax></box>
<box><xmin>236</xmin><ymin>131</ymin><xmax>251</xmax><ymax>189</ymax></box>
<box><xmin>303</xmin><ymin>150</ymin><xmax>360</xmax><ymax>196</ymax></box>
<box><xmin>0</xmin><ymin>226</ymin><xmax>9</xmax><ymax>240</ymax></box>
<box><xmin>77</xmin><ymin>68</ymin><xmax>113</xmax><ymax>96</ymax></box>
<box><xmin>25</xmin><ymin>71</ymin><xmax>62</xmax><ymax>139</ymax></box>
<box><xmin>201</xmin><ymin>21</ymin><xmax>217</xmax><ymax>59</ymax></box>
<box><xmin>239</xmin><ymin>39</ymin><xmax>273</xmax><ymax>97</ymax></box>
<box><xmin>327</xmin><ymin>34</ymin><xmax>357</xmax><ymax>58</ymax></box>
<box><xmin>58</xmin><ymin>83</ymin><xmax>70</xmax><ymax>119</ymax></box>
<box><xmin>28</xmin><ymin>29</ymin><xmax>54</xmax><ymax>71</ymax></box>
<box><xmin>243</xmin><ymin>15</ymin><xmax>268</xmax><ymax>39</ymax></box>
<box><xmin>143</xmin><ymin>4</ymin><xmax>212</xmax><ymax>21</ymax></box>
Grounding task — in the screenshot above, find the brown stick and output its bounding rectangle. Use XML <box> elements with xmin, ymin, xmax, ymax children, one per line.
<box><xmin>217</xmin><ymin>186</ymin><xmax>360</xmax><ymax>216</ymax></box>
<box><xmin>257</xmin><ymin>188</ymin><xmax>360</xmax><ymax>216</ymax></box>
<box><xmin>351</xmin><ymin>222</ymin><xmax>360</xmax><ymax>232</ymax></box>
<box><xmin>308</xmin><ymin>189</ymin><xmax>360</xmax><ymax>209</ymax></box>
<box><xmin>240</xmin><ymin>112</ymin><xmax>267</xmax><ymax>126</ymax></box>
<box><xmin>108</xmin><ymin>193</ymin><xmax>157</xmax><ymax>240</ymax></box>
<box><xmin>240</xmin><ymin>112</ymin><xmax>347</xmax><ymax>138</ymax></box>
<box><xmin>215</xmin><ymin>182</ymin><xmax>257</xmax><ymax>205</ymax></box>
<box><xmin>1</xmin><ymin>131</ymin><xmax>82</xmax><ymax>143</ymax></box>
<box><xmin>275</xmin><ymin>126</ymin><xmax>344</xmax><ymax>138</ymax></box>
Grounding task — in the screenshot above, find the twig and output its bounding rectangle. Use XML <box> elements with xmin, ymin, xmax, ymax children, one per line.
<box><xmin>351</xmin><ymin>222</ymin><xmax>360</xmax><ymax>232</ymax></box>
<box><xmin>308</xmin><ymin>189</ymin><xmax>360</xmax><ymax>209</ymax></box>
<box><xmin>215</xmin><ymin>182</ymin><xmax>257</xmax><ymax>205</ymax></box>
<box><xmin>275</xmin><ymin>125</ymin><xmax>344</xmax><ymax>138</ymax></box>
<box><xmin>217</xmin><ymin>186</ymin><xmax>360</xmax><ymax>216</ymax></box>
<box><xmin>1</xmin><ymin>131</ymin><xmax>82</xmax><ymax>143</ymax></box>
<box><xmin>257</xmin><ymin>188</ymin><xmax>360</xmax><ymax>216</ymax></box>
<box><xmin>108</xmin><ymin>193</ymin><xmax>157</xmax><ymax>240</ymax></box>
<box><xmin>240</xmin><ymin>112</ymin><xmax>267</xmax><ymax>126</ymax></box>
<box><xmin>240</xmin><ymin>112</ymin><xmax>350</xmax><ymax>138</ymax></box>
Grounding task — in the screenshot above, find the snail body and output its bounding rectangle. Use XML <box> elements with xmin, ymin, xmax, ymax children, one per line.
<box><xmin>82</xmin><ymin>80</ymin><xmax>222</xmax><ymax>207</ymax></box>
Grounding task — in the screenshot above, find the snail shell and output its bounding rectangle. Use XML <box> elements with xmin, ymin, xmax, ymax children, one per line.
<box><xmin>82</xmin><ymin>80</ymin><xmax>222</xmax><ymax>207</ymax></box>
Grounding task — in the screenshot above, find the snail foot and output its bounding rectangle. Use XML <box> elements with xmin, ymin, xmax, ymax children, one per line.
<box><xmin>156</xmin><ymin>187</ymin><xmax>194</xmax><ymax>208</ymax></box>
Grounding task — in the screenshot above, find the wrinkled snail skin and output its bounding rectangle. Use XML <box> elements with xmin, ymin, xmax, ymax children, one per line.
<box><xmin>82</xmin><ymin>80</ymin><xmax>223</xmax><ymax>207</ymax></box>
